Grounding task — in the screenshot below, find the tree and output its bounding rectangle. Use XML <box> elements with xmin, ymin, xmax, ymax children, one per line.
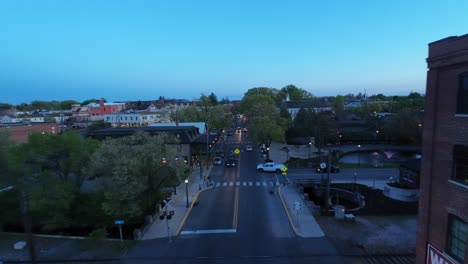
<box><xmin>239</xmin><ymin>94</ymin><xmax>275</xmax><ymax>114</ymax></box>
<box><xmin>60</xmin><ymin>100</ymin><xmax>80</xmax><ymax>110</ymax></box>
<box><xmin>330</xmin><ymin>95</ymin><xmax>345</xmax><ymax>118</ymax></box>
<box><xmin>208</xmin><ymin>92</ymin><xmax>218</xmax><ymax>106</ymax></box>
<box><xmin>386</xmin><ymin>108</ymin><xmax>422</xmax><ymax>144</ymax></box>
<box><xmin>85</xmin><ymin>132</ymin><xmax>189</xmax><ymax>221</ymax></box>
<box><xmin>243</xmin><ymin>87</ymin><xmax>279</xmax><ymax>103</ymax></box>
<box><xmin>277</xmin><ymin>84</ymin><xmax>313</xmax><ymax>101</ymax></box>
<box><xmin>0</xmin><ymin>103</ymin><xmax>14</xmax><ymax>109</ymax></box>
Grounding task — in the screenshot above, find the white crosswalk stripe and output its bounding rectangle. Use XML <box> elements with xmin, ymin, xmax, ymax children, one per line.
<box><xmin>213</xmin><ymin>181</ymin><xmax>280</xmax><ymax>188</ymax></box>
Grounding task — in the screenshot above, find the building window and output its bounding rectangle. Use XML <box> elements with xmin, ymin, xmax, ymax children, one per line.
<box><xmin>453</xmin><ymin>145</ymin><xmax>468</xmax><ymax>185</ymax></box>
<box><xmin>447</xmin><ymin>214</ymin><xmax>467</xmax><ymax>262</ymax></box>
<box><xmin>457</xmin><ymin>73</ymin><xmax>468</xmax><ymax>114</ymax></box>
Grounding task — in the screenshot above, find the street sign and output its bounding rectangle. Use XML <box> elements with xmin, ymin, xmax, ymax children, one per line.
<box><xmin>169</xmin><ymin>210</ymin><xmax>175</xmax><ymax>216</ymax></box>
<box><xmin>114</xmin><ymin>220</ymin><xmax>124</xmax><ymax>225</ymax></box>
<box><xmin>320</xmin><ymin>162</ymin><xmax>326</xmax><ymax>169</ymax></box>
<box><xmin>281</xmin><ymin>165</ymin><xmax>288</xmax><ymax>172</ymax></box>
<box><xmin>234</xmin><ymin>148</ymin><xmax>240</xmax><ymax>155</ymax></box>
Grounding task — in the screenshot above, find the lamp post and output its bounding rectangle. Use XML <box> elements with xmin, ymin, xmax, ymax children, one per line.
<box><xmin>357</xmin><ymin>144</ymin><xmax>361</xmax><ymax>167</ymax></box>
<box><xmin>184</xmin><ymin>179</ymin><xmax>189</xmax><ymax>208</ymax></box>
<box><xmin>308</xmin><ymin>141</ymin><xmax>312</xmax><ymax>160</ymax></box>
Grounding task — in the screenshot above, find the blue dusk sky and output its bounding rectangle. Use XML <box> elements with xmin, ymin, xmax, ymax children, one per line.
<box><xmin>1</xmin><ymin>1</ymin><xmax>467</xmax><ymax>104</ymax></box>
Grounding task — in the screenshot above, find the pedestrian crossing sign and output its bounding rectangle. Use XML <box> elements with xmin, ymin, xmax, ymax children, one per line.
<box><xmin>281</xmin><ymin>166</ymin><xmax>288</xmax><ymax>172</ymax></box>
<box><xmin>234</xmin><ymin>148</ymin><xmax>240</xmax><ymax>155</ymax></box>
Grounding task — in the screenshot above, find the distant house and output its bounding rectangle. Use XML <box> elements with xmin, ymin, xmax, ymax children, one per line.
<box><xmin>86</xmin><ymin>125</ymin><xmax>215</xmax><ymax>166</ymax></box>
<box><xmin>0</xmin><ymin>115</ymin><xmax>20</xmax><ymax>124</ymax></box>
<box><xmin>344</xmin><ymin>100</ymin><xmax>365</xmax><ymax>109</ymax></box>
<box><xmin>278</xmin><ymin>99</ymin><xmax>333</xmax><ymax>120</ymax></box>
<box><xmin>27</xmin><ymin>114</ymin><xmax>45</xmax><ymax>123</ymax></box>
<box><xmin>86</xmin><ymin>100</ymin><xmax>127</xmax><ymax>121</ymax></box>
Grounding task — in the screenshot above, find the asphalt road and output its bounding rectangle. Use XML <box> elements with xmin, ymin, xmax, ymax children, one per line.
<box><xmin>122</xmin><ymin>132</ymin><xmax>347</xmax><ymax>264</ymax></box>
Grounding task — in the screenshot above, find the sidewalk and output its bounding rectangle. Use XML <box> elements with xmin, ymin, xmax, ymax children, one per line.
<box><xmin>142</xmin><ymin>164</ymin><xmax>213</xmax><ymax>240</ymax></box>
<box><xmin>278</xmin><ymin>183</ymin><xmax>325</xmax><ymax>238</ymax></box>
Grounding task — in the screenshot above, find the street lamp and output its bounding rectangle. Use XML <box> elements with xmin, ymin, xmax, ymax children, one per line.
<box><xmin>308</xmin><ymin>141</ymin><xmax>312</xmax><ymax>160</ymax></box>
<box><xmin>357</xmin><ymin>144</ymin><xmax>361</xmax><ymax>167</ymax></box>
<box><xmin>184</xmin><ymin>179</ymin><xmax>189</xmax><ymax>208</ymax></box>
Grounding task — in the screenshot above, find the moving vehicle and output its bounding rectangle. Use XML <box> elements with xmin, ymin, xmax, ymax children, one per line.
<box><xmin>257</xmin><ymin>162</ymin><xmax>285</xmax><ymax>173</ymax></box>
<box><xmin>225</xmin><ymin>158</ymin><xmax>237</xmax><ymax>167</ymax></box>
<box><xmin>214</xmin><ymin>156</ymin><xmax>223</xmax><ymax>165</ymax></box>
<box><xmin>245</xmin><ymin>145</ymin><xmax>253</xmax><ymax>152</ymax></box>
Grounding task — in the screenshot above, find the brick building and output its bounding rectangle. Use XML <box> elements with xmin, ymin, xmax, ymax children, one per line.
<box><xmin>416</xmin><ymin>35</ymin><xmax>468</xmax><ymax>263</ymax></box>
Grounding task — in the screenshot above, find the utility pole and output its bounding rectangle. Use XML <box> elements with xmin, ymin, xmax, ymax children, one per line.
<box><xmin>21</xmin><ymin>191</ymin><xmax>37</xmax><ymax>264</ymax></box>
<box><xmin>325</xmin><ymin>151</ymin><xmax>331</xmax><ymax>212</ymax></box>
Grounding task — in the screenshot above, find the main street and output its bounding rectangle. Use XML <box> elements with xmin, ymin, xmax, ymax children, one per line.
<box><xmin>123</xmin><ymin>131</ymin><xmax>346</xmax><ymax>264</ymax></box>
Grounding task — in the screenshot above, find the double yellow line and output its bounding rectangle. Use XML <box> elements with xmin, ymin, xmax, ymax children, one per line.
<box><xmin>232</xmin><ymin>187</ymin><xmax>239</xmax><ymax>229</ymax></box>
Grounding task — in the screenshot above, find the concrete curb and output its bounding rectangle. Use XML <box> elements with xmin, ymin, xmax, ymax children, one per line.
<box><xmin>277</xmin><ymin>186</ymin><xmax>299</xmax><ymax>236</ymax></box>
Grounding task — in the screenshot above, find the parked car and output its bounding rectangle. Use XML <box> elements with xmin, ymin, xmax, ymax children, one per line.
<box><xmin>214</xmin><ymin>156</ymin><xmax>223</xmax><ymax>165</ymax></box>
<box><xmin>316</xmin><ymin>165</ymin><xmax>340</xmax><ymax>173</ymax></box>
<box><xmin>225</xmin><ymin>158</ymin><xmax>237</xmax><ymax>167</ymax></box>
<box><xmin>245</xmin><ymin>145</ymin><xmax>253</xmax><ymax>152</ymax></box>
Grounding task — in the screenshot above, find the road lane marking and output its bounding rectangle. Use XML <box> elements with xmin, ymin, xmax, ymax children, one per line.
<box><xmin>270</xmin><ymin>182</ymin><xmax>274</xmax><ymax>186</ymax></box>
<box><xmin>276</xmin><ymin>182</ymin><xmax>280</xmax><ymax>186</ymax></box>
<box><xmin>232</xmin><ymin>187</ymin><xmax>239</xmax><ymax>229</ymax></box>
<box><xmin>242</xmin><ymin>182</ymin><xmax>247</xmax><ymax>186</ymax></box>
<box><xmin>236</xmin><ymin>181</ymin><xmax>240</xmax><ymax>186</ymax></box>
<box><xmin>262</xmin><ymin>182</ymin><xmax>267</xmax><ymax>187</ymax></box>
<box><xmin>249</xmin><ymin>182</ymin><xmax>253</xmax><ymax>186</ymax></box>
<box><xmin>256</xmin><ymin>182</ymin><xmax>260</xmax><ymax>186</ymax></box>
<box><xmin>223</xmin><ymin>182</ymin><xmax>227</xmax><ymax>187</ymax></box>
<box><xmin>180</xmin><ymin>229</ymin><xmax>237</xmax><ymax>235</ymax></box>
<box><xmin>215</xmin><ymin>182</ymin><xmax>220</xmax><ymax>187</ymax></box>
<box><xmin>229</xmin><ymin>182</ymin><xmax>234</xmax><ymax>187</ymax></box>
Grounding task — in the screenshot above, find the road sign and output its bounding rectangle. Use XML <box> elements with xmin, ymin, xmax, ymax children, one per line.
<box><xmin>114</xmin><ymin>220</ymin><xmax>124</xmax><ymax>225</ymax></box>
<box><xmin>169</xmin><ymin>210</ymin><xmax>175</xmax><ymax>216</ymax></box>
<box><xmin>320</xmin><ymin>162</ymin><xmax>326</xmax><ymax>169</ymax></box>
<box><xmin>234</xmin><ymin>148</ymin><xmax>240</xmax><ymax>155</ymax></box>
<box><xmin>281</xmin><ymin>165</ymin><xmax>288</xmax><ymax>172</ymax></box>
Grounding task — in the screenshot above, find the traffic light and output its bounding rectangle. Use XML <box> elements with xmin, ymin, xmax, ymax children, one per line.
<box><xmin>162</xmin><ymin>158</ymin><xmax>167</xmax><ymax>164</ymax></box>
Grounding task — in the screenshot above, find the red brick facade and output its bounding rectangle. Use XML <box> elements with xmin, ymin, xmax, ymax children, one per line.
<box><xmin>416</xmin><ymin>35</ymin><xmax>468</xmax><ymax>263</ymax></box>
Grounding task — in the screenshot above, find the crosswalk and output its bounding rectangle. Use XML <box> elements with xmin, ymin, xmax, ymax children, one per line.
<box><xmin>224</xmin><ymin>141</ymin><xmax>251</xmax><ymax>145</ymax></box>
<box><xmin>213</xmin><ymin>181</ymin><xmax>280</xmax><ymax>188</ymax></box>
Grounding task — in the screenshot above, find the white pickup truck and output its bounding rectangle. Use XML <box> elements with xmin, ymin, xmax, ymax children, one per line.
<box><xmin>257</xmin><ymin>162</ymin><xmax>285</xmax><ymax>173</ymax></box>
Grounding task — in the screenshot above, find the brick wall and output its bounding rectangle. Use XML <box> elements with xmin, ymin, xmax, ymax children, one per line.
<box><xmin>416</xmin><ymin>35</ymin><xmax>468</xmax><ymax>263</ymax></box>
